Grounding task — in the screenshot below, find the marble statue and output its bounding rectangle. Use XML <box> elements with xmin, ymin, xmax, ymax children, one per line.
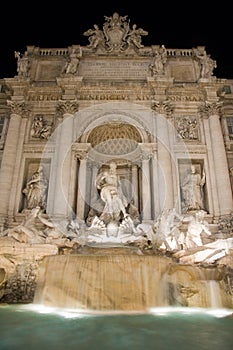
<box><xmin>3</xmin><ymin>207</ymin><xmax>44</xmax><ymax>244</ymax></box>
<box><xmin>62</xmin><ymin>47</ymin><xmax>82</xmax><ymax>74</ymax></box>
<box><xmin>84</xmin><ymin>24</ymin><xmax>105</xmax><ymax>49</ymax></box>
<box><xmin>14</xmin><ymin>51</ymin><xmax>30</xmax><ymax>77</ymax></box>
<box><xmin>195</xmin><ymin>48</ymin><xmax>217</xmax><ymax>79</ymax></box>
<box><xmin>152</xmin><ymin>208</ymin><xmax>184</xmax><ymax>251</ymax></box>
<box><xmin>95</xmin><ymin>161</ymin><xmax>128</xmax><ymax>223</ymax></box>
<box><xmin>182</xmin><ymin>164</ymin><xmax>206</xmax><ymax>212</ymax></box>
<box><xmin>149</xmin><ymin>45</ymin><xmax>167</xmax><ymax>76</ymax></box>
<box><xmin>22</xmin><ymin>168</ymin><xmax>48</xmax><ymax>211</ymax></box>
<box><xmin>183</xmin><ymin>210</ymin><xmax>211</xmax><ymax>249</ymax></box>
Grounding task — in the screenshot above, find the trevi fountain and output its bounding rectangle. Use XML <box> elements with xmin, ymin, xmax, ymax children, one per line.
<box><xmin>0</xmin><ymin>11</ymin><xmax>233</xmax><ymax>350</ymax></box>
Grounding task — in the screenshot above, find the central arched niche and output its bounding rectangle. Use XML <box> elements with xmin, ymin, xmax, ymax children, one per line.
<box><xmin>84</xmin><ymin>122</ymin><xmax>144</xmax><ymax>225</ymax></box>
<box><xmin>87</xmin><ymin>122</ymin><xmax>142</xmax><ymax>155</ymax></box>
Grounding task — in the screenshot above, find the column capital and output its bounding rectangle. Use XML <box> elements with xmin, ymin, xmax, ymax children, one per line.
<box><xmin>72</xmin><ymin>143</ymin><xmax>91</xmax><ymax>160</ymax></box>
<box><xmin>199</xmin><ymin>101</ymin><xmax>222</xmax><ymax>118</ymax></box>
<box><xmin>151</xmin><ymin>100</ymin><xmax>173</xmax><ymax>116</ymax></box>
<box><xmin>7</xmin><ymin>99</ymin><xmax>31</xmax><ymax>117</ymax></box>
<box><xmin>56</xmin><ymin>99</ymin><xmax>79</xmax><ymax>116</ymax></box>
<box><xmin>139</xmin><ymin>143</ymin><xmax>156</xmax><ymax>160</ymax></box>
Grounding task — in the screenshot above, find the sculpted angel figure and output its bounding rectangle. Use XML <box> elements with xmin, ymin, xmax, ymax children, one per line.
<box><xmin>126</xmin><ymin>24</ymin><xmax>148</xmax><ymax>48</ymax></box>
<box><xmin>83</xmin><ymin>24</ymin><xmax>105</xmax><ymax>49</ymax></box>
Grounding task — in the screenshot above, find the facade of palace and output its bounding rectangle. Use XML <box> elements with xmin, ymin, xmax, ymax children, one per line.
<box><xmin>0</xmin><ymin>12</ymin><xmax>233</xmax><ymax>232</ymax></box>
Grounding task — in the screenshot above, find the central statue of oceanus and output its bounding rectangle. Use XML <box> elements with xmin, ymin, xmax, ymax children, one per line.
<box><xmin>86</xmin><ymin>161</ymin><xmax>144</xmax><ymax>244</ymax></box>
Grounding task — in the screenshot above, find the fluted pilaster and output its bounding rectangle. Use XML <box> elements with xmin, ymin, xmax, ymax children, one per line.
<box><xmin>152</xmin><ymin>100</ymin><xmax>174</xmax><ymax>211</ymax></box>
<box><xmin>200</xmin><ymin>101</ymin><xmax>233</xmax><ymax>215</ymax></box>
<box><xmin>0</xmin><ymin>100</ymin><xmax>30</xmax><ymax>218</ymax></box>
<box><xmin>47</xmin><ymin>100</ymin><xmax>79</xmax><ymax>218</ymax></box>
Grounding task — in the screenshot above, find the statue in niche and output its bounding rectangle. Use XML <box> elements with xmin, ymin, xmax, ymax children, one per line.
<box><xmin>149</xmin><ymin>45</ymin><xmax>167</xmax><ymax>76</ymax></box>
<box><xmin>95</xmin><ymin>161</ymin><xmax>128</xmax><ymax>224</ymax></box>
<box><xmin>22</xmin><ymin>168</ymin><xmax>48</xmax><ymax>211</ymax></box>
<box><xmin>195</xmin><ymin>48</ymin><xmax>217</xmax><ymax>79</ymax></box>
<box><xmin>62</xmin><ymin>47</ymin><xmax>82</xmax><ymax>75</ymax></box>
<box><xmin>14</xmin><ymin>51</ymin><xmax>30</xmax><ymax>77</ymax></box>
<box><xmin>181</xmin><ymin>164</ymin><xmax>206</xmax><ymax>213</ymax></box>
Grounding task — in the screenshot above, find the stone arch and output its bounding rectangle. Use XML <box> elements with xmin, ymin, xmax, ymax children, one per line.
<box><xmin>73</xmin><ymin>101</ymin><xmax>154</xmax><ymax>144</ymax></box>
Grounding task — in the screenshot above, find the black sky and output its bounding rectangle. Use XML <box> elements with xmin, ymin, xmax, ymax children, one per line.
<box><xmin>1</xmin><ymin>1</ymin><xmax>232</xmax><ymax>79</ymax></box>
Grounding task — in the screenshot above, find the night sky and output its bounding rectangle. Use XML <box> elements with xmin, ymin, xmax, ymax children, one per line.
<box><xmin>1</xmin><ymin>1</ymin><xmax>232</xmax><ymax>79</ymax></box>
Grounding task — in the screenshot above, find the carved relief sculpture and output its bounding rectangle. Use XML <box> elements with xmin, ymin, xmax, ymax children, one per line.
<box><xmin>176</xmin><ymin>116</ymin><xmax>198</xmax><ymax>140</ymax></box>
<box><xmin>30</xmin><ymin>115</ymin><xmax>52</xmax><ymax>140</ymax></box>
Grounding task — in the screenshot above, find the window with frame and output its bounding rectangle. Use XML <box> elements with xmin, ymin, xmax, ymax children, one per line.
<box><xmin>227</xmin><ymin>117</ymin><xmax>233</xmax><ymax>139</ymax></box>
<box><xmin>0</xmin><ymin>116</ymin><xmax>4</xmax><ymax>138</ymax></box>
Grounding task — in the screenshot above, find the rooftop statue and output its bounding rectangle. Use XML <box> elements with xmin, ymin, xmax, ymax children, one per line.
<box><xmin>194</xmin><ymin>47</ymin><xmax>217</xmax><ymax>79</ymax></box>
<box><xmin>14</xmin><ymin>51</ymin><xmax>30</xmax><ymax>77</ymax></box>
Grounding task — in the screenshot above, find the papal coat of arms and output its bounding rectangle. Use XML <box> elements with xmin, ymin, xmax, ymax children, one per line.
<box><xmin>83</xmin><ymin>12</ymin><xmax>148</xmax><ymax>53</ymax></box>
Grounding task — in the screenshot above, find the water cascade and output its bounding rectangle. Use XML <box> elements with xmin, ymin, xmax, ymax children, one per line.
<box><xmin>33</xmin><ymin>250</ymin><xmax>230</xmax><ymax>312</ymax></box>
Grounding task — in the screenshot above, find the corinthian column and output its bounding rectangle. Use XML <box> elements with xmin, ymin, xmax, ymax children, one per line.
<box><xmin>131</xmin><ymin>164</ymin><xmax>139</xmax><ymax>208</ymax></box>
<box><xmin>140</xmin><ymin>145</ymin><xmax>152</xmax><ymax>222</ymax></box>
<box><xmin>75</xmin><ymin>147</ymin><xmax>90</xmax><ymax>221</ymax></box>
<box><xmin>200</xmin><ymin>101</ymin><xmax>233</xmax><ymax>215</ymax></box>
<box><xmin>47</xmin><ymin>100</ymin><xmax>79</xmax><ymax>219</ymax></box>
<box><xmin>152</xmin><ymin>100</ymin><xmax>174</xmax><ymax>211</ymax></box>
<box><xmin>0</xmin><ymin>100</ymin><xmax>30</xmax><ymax>221</ymax></box>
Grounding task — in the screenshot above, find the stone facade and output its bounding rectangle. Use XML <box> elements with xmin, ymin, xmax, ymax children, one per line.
<box><xmin>0</xmin><ymin>12</ymin><xmax>233</xmax><ymax>230</ymax></box>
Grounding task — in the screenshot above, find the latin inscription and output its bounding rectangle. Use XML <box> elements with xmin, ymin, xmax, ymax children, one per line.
<box><xmin>79</xmin><ymin>60</ymin><xmax>150</xmax><ymax>79</ymax></box>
